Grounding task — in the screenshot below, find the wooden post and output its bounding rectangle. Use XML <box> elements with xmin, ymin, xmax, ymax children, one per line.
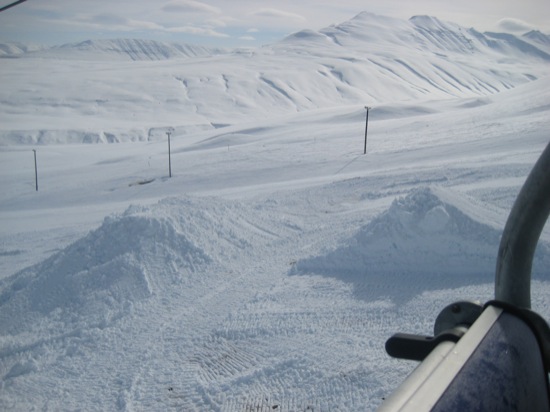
<box><xmin>33</xmin><ymin>149</ymin><xmax>38</xmax><ymax>191</ymax></box>
<box><xmin>166</xmin><ymin>131</ymin><xmax>172</xmax><ymax>178</ymax></box>
<box><xmin>364</xmin><ymin>106</ymin><xmax>371</xmax><ymax>155</ymax></box>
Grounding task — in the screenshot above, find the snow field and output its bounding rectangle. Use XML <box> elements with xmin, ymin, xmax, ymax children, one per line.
<box><xmin>1</xmin><ymin>115</ymin><xmax>549</xmax><ymax>410</ymax></box>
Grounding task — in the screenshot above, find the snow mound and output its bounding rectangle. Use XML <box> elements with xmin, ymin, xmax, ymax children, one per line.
<box><xmin>293</xmin><ymin>187</ymin><xmax>508</xmax><ymax>280</ymax></box>
<box><xmin>0</xmin><ymin>196</ymin><xmax>266</xmax><ymax>335</ymax></box>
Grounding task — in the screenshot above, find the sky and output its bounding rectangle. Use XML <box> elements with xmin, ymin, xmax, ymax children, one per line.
<box><xmin>0</xmin><ymin>0</ymin><xmax>549</xmax><ymax>48</ymax></box>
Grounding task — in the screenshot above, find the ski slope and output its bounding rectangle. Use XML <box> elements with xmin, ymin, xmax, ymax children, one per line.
<box><xmin>1</xmin><ymin>12</ymin><xmax>550</xmax><ymax>411</ymax></box>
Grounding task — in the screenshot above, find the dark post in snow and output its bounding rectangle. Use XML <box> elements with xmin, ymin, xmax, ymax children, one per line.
<box><xmin>166</xmin><ymin>131</ymin><xmax>172</xmax><ymax>178</ymax></box>
<box><xmin>32</xmin><ymin>149</ymin><xmax>38</xmax><ymax>191</ymax></box>
<box><xmin>364</xmin><ymin>106</ymin><xmax>371</xmax><ymax>155</ymax></box>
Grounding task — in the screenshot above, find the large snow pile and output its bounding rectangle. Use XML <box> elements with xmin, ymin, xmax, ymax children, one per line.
<box><xmin>294</xmin><ymin>187</ymin><xmax>503</xmax><ymax>278</ymax></box>
<box><xmin>0</xmin><ymin>196</ymin><xmax>283</xmax><ymax>335</ymax></box>
<box><xmin>293</xmin><ymin>186</ymin><xmax>550</xmax><ymax>299</ymax></box>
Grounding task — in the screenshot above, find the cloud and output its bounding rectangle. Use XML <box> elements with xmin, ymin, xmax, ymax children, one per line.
<box><xmin>162</xmin><ymin>0</ymin><xmax>221</xmax><ymax>14</ymax></box>
<box><xmin>167</xmin><ymin>25</ymin><xmax>229</xmax><ymax>38</ymax></box>
<box><xmin>87</xmin><ymin>13</ymin><xmax>127</xmax><ymax>26</ymax></box>
<box><xmin>127</xmin><ymin>19</ymin><xmax>165</xmax><ymax>31</ymax></box>
<box><xmin>66</xmin><ymin>5</ymin><xmax>230</xmax><ymax>39</ymax></box>
<box><xmin>496</xmin><ymin>17</ymin><xmax>534</xmax><ymax>33</ymax></box>
<box><xmin>206</xmin><ymin>16</ymin><xmax>236</xmax><ymax>28</ymax></box>
<box><xmin>250</xmin><ymin>8</ymin><xmax>306</xmax><ymax>22</ymax></box>
<box><xmin>78</xmin><ymin>13</ymin><xmax>164</xmax><ymax>32</ymax></box>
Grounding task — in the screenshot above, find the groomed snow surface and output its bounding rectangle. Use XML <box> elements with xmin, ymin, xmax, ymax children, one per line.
<box><xmin>1</xmin><ymin>12</ymin><xmax>550</xmax><ymax>411</ymax></box>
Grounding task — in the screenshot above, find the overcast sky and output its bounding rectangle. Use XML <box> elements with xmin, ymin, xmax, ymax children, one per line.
<box><xmin>1</xmin><ymin>0</ymin><xmax>549</xmax><ymax>47</ymax></box>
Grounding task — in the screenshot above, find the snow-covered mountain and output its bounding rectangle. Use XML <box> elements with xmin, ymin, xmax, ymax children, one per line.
<box><xmin>277</xmin><ymin>12</ymin><xmax>550</xmax><ymax>60</ymax></box>
<box><xmin>1</xmin><ymin>12</ymin><xmax>549</xmax><ymax>145</ymax></box>
<box><xmin>0</xmin><ymin>42</ymin><xmax>47</xmax><ymax>56</ymax></box>
<box><xmin>4</xmin><ymin>13</ymin><xmax>549</xmax><ymax>62</ymax></box>
<box><xmin>53</xmin><ymin>38</ymin><xmax>225</xmax><ymax>61</ymax></box>
<box><xmin>0</xmin><ymin>38</ymin><xmax>226</xmax><ymax>61</ymax></box>
<box><xmin>523</xmin><ymin>29</ymin><xmax>550</xmax><ymax>49</ymax></box>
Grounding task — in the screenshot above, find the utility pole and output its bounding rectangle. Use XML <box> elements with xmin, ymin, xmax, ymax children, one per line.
<box><xmin>166</xmin><ymin>131</ymin><xmax>172</xmax><ymax>178</ymax></box>
<box><xmin>364</xmin><ymin>106</ymin><xmax>371</xmax><ymax>155</ymax></box>
<box><xmin>32</xmin><ymin>149</ymin><xmax>38</xmax><ymax>191</ymax></box>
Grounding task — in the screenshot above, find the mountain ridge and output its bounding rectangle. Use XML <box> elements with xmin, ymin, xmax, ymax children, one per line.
<box><xmin>1</xmin><ymin>12</ymin><xmax>549</xmax><ymax>145</ymax></box>
<box><xmin>0</xmin><ymin>42</ymin><xmax>48</xmax><ymax>56</ymax></box>
<box><xmin>279</xmin><ymin>12</ymin><xmax>550</xmax><ymax>61</ymax></box>
<box><xmin>1</xmin><ymin>12</ymin><xmax>549</xmax><ymax>61</ymax></box>
<box><xmin>0</xmin><ymin>38</ymin><xmax>227</xmax><ymax>61</ymax></box>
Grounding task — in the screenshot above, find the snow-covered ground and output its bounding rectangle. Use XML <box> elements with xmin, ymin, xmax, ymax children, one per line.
<box><xmin>1</xmin><ymin>12</ymin><xmax>549</xmax><ymax>411</ymax></box>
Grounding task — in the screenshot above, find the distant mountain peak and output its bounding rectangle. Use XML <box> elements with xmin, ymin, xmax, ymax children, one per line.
<box><xmin>409</xmin><ymin>15</ymin><xmax>446</xmax><ymax>26</ymax></box>
<box><xmin>352</xmin><ymin>11</ymin><xmax>381</xmax><ymax>19</ymax></box>
<box><xmin>344</xmin><ymin>11</ymin><xmax>406</xmax><ymax>28</ymax></box>
<box><xmin>280</xmin><ymin>29</ymin><xmax>331</xmax><ymax>45</ymax></box>
<box><xmin>0</xmin><ymin>42</ymin><xmax>47</xmax><ymax>56</ymax></box>
<box><xmin>523</xmin><ymin>30</ymin><xmax>550</xmax><ymax>47</ymax></box>
<box><xmin>56</xmin><ymin>38</ymin><xmax>226</xmax><ymax>61</ymax></box>
<box><xmin>1</xmin><ymin>38</ymin><xmax>226</xmax><ymax>61</ymax></box>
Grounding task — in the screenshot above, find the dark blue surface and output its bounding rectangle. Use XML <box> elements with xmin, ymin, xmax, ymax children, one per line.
<box><xmin>432</xmin><ymin>312</ymin><xmax>550</xmax><ymax>411</ymax></box>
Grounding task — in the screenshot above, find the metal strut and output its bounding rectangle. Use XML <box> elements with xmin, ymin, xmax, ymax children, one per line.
<box><xmin>0</xmin><ymin>0</ymin><xmax>28</xmax><ymax>13</ymax></box>
<box><xmin>381</xmin><ymin>142</ymin><xmax>550</xmax><ymax>411</ymax></box>
<box><xmin>495</xmin><ymin>141</ymin><xmax>550</xmax><ymax>308</ymax></box>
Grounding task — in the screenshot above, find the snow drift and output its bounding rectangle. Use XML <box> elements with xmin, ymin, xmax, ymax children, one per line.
<box><xmin>292</xmin><ymin>187</ymin><xmax>549</xmax><ymax>283</ymax></box>
<box><xmin>0</xmin><ymin>196</ymin><xmax>277</xmax><ymax>335</ymax></box>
